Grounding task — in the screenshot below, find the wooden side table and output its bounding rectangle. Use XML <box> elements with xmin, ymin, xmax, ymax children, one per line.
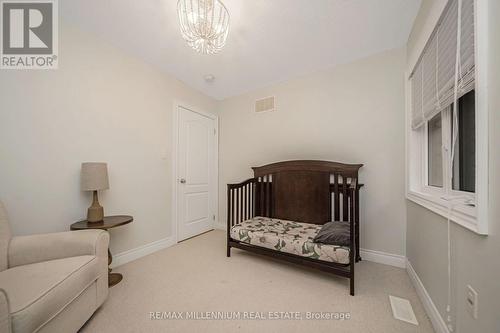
<box><xmin>70</xmin><ymin>215</ymin><xmax>133</xmax><ymax>287</ymax></box>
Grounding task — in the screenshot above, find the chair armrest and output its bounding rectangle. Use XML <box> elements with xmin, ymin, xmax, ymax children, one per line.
<box><xmin>7</xmin><ymin>230</ymin><xmax>109</xmax><ymax>268</ymax></box>
<box><xmin>0</xmin><ymin>288</ymin><xmax>11</xmax><ymax>333</ymax></box>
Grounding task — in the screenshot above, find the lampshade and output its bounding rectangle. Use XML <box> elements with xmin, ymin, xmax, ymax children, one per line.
<box><xmin>81</xmin><ymin>162</ymin><xmax>109</xmax><ymax>191</ymax></box>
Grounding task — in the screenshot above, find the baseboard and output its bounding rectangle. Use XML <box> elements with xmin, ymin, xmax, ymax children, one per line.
<box><xmin>406</xmin><ymin>259</ymin><xmax>449</xmax><ymax>333</ymax></box>
<box><xmin>359</xmin><ymin>248</ymin><xmax>406</xmax><ymax>268</ymax></box>
<box><xmin>110</xmin><ymin>236</ymin><xmax>176</xmax><ymax>268</ymax></box>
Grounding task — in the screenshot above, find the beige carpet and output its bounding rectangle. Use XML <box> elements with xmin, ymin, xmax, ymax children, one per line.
<box><xmin>81</xmin><ymin>230</ymin><xmax>434</xmax><ymax>333</ymax></box>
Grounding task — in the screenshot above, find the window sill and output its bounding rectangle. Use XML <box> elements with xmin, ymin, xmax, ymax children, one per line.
<box><xmin>406</xmin><ymin>190</ymin><xmax>484</xmax><ymax>234</ymax></box>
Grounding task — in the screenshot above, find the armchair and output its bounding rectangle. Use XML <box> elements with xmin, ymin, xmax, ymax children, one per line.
<box><xmin>0</xmin><ymin>202</ymin><xmax>109</xmax><ymax>333</ymax></box>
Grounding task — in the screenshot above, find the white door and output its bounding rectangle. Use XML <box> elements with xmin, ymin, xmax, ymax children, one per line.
<box><xmin>176</xmin><ymin>106</ymin><xmax>217</xmax><ymax>241</ymax></box>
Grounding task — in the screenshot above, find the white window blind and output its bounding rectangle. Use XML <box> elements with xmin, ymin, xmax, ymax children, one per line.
<box><xmin>411</xmin><ymin>64</ymin><xmax>424</xmax><ymax>129</ymax></box>
<box><xmin>410</xmin><ymin>0</ymin><xmax>475</xmax><ymax>129</ymax></box>
<box><xmin>436</xmin><ymin>0</ymin><xmax>458</xmax><ymax>115</ymax></box>
<box><xmin>460</xmin><ymin>0</ymin><xmax>475</xmax><ymax>93</ymax></box>
<box><xmin>423</xmin><ymin>34</ymin><xmax>438</xmax><ymax>119</ymax></box>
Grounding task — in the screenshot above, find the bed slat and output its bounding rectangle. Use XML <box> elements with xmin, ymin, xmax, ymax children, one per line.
<box><xmin>342</xmin><ymin>178</ymin><xmax>348</xmax><ymax>221</ymax></box>
<box><xmin>334</xmin><ymin>174</ymin><xmax>340</xmax><ymax>221</ymax></box>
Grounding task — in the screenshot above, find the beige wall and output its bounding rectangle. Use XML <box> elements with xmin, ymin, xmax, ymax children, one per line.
<box><xmin>2</xmin><ymin>11</ymin><xmax>497</xmax><ymax>332</ymax></box>
<box><xmin>0</xmin><ymin>22</ymin><xmax>216</xmax><ymax>254</ymax></box>
<box><xmin>406</xmin><ymin>1</ymin><xmax>500</xmax><ymax>332</ymax></box>
<box><xmin>217</xmin><ymin>48</ymin><xmax>407</xmax><ymax>256</ymax></box>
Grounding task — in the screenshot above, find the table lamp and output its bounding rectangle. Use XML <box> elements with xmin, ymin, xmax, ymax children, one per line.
<box><xmin>81</xmin><ymin>162</ymin><xmax>109</xmax><ymax>222</ymax></box>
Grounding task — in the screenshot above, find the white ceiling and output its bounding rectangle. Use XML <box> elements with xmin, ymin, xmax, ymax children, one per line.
<box><xmin>61</xmin><ymin>0</ymin><xmax>421</xmax><ymax>100</ymax></box>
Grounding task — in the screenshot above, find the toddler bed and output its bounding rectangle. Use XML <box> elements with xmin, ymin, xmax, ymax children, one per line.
<box><xmin>226</xmin><ymin>160</ymin><xmax>363</xmax><ymax>295</ymax></box>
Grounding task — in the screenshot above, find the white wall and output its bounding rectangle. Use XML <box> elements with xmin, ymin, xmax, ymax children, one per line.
<box><xmin>217</xmin><ymin>48</ymin><xmax>407</xmax><ymax>256</ymax></box>
<box><xmin>406</xmin><ymin>1</ymin><xmax>500</xmax><ymax>332</ymax></box>
<box><xmin>0</xmin><ymin>22</ymin><xmax>216</xmax><ymax>254</ymax></box>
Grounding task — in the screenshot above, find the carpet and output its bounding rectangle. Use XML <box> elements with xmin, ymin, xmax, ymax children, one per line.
<box><xmin>80</xmin><ymin>230</ymin><xmax>434</xmax><ymax>333</ymax></box>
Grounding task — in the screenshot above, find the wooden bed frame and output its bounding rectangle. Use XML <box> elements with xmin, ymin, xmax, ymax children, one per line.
<box><xmin>226</xmin><ymin>160</ymin><xmax>363</xmax><ymax>295</ymax></box>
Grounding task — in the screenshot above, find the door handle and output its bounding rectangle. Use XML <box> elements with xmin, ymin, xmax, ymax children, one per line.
<box><xmin>180</xmin><ymin>178</ymin><xmax>186</xmax><ymax>184</ymax></box>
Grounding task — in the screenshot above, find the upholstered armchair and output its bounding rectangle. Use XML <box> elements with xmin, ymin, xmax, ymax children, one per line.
<box><xmin>0</xmin><ymin>202</ymin><xmax>109</xmax><ymax>333</ymax></box>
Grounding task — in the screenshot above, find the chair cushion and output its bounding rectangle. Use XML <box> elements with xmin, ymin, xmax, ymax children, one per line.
<box><xmin>0</xmin><ymin>255</ymin><xmax>99</xmax><ymax>333</ymax></box>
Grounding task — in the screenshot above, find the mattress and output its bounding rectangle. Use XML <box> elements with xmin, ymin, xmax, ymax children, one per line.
<box><xmin>230</xmin><ymin>216</ymin><xmax>350</xmax><ymax>264</ymax></box>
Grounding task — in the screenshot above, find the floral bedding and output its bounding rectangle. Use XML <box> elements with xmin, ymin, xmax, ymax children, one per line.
<box><xmin>230</xmin><ymin>217</ymin><xmax>350</xmax><ymax>264</ymax></box>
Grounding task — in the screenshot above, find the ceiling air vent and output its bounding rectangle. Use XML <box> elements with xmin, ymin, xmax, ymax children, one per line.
<box><xmin>255</xmin><ymin>96</ymin><xmax>275</xmax><ymax>113</ymax></box>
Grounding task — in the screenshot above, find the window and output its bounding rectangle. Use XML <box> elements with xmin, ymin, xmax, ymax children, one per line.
<box><xmin>406</xmin><ymin>0</ymin><xmax>488</xmax><ymax>234</ymax></box>
<box><xmin>428</xmin><ymin>113</ymin><xmax>443</xmax><ymax>188</ymax></box>
<box><xmin>422</xmin><ymin>91</ymin><xmax>476</xmax><ymax>193</ymax></box>
<box><xmin>452</xmin><ymin>91</ymin><xmax>476</xmax><ymax>192</ymax></box>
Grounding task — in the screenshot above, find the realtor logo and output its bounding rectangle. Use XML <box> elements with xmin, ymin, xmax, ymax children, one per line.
<box><xmin>1</xmin><ymin>0</ymin><xmax>58</xmax><ymax>69</ymax></box>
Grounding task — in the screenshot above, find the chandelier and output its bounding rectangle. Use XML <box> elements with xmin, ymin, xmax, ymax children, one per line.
<box><xmin>177</xmin><ymin>0</ymin><xmax>230</xmax><ymax>55</ymax></box>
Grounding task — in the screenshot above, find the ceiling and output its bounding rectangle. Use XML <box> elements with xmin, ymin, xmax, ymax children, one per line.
<box><xmin>60</xmin><ymin>0</ymin><xmax>421</xmax><ymax>100</ymax></box>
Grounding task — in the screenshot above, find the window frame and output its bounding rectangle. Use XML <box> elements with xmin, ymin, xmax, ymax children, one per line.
<box><xmin>405</xmin><ymin>0</ymin><xmax>489</xmax><ymax>235</ymax></box>
<box><xmin>417</xmin><ymin>105</ymin><xmax>476</xmax><ymax>220</ymax></box>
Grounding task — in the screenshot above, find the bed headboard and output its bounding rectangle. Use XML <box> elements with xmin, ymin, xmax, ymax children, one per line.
<box><xmin>227</xmin><ymin>160</ymin><xmax>363</xmax><ymax>226</ymax></box>
<box><xmin>252</xmin><ymin>160</ymin><xmax>362</xmax><ymax>224</ymax></box>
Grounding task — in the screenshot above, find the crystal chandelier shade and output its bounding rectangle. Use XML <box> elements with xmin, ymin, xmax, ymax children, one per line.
<box><xmin>177</xmin><ymin>0</ymin><xmax>230</xmax><ymax>54</ymax></box>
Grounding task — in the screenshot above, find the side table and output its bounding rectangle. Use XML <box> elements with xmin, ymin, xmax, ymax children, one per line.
<box><xmin>70</xmin><ymin>215</ymin><xmax>133</xmax><ymax>287</ymax></box>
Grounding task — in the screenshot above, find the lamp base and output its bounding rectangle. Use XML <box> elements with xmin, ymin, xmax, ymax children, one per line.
<box><xmin>87</xmin><ymin>206</ymin><xmax>104</xmax><ymax>223</ymax></box>
<box><xmin>87</xmin><ymin>190</ymin><xmax>104</xmax><ymax>222</ymax></box>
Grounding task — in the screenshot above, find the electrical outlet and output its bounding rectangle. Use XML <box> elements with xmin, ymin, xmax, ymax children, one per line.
<box><xmin>466</xmin><ymin>285</ymin><xmax>478</xmax><ymax>319</ymax></box>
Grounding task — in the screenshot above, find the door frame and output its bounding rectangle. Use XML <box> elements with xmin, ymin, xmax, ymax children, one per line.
<box><xmin>171</xmin><ymin>101</ymin><xmax>219</xmax><ymax>243</ymax></box>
